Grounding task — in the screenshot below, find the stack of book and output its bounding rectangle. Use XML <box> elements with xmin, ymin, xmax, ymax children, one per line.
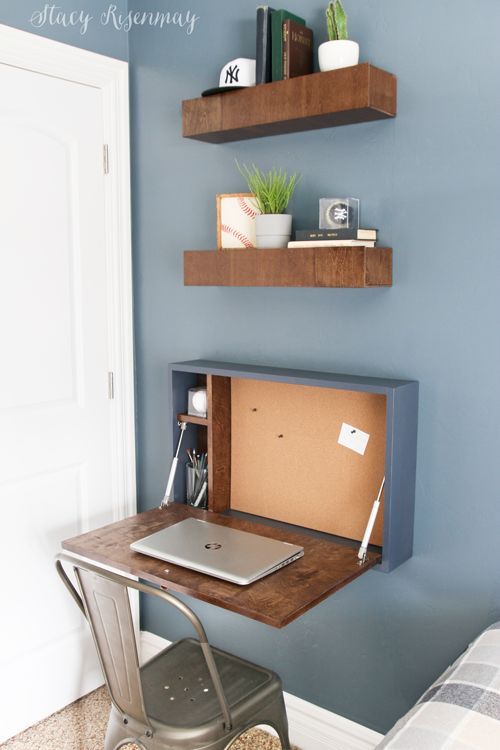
<box><xmin>256</xmin><ymin>7</ymin><xmax>313</xmax><ymax>83</ymax></box>
<box><xmin>288</xmin><ymin>228</ymin><xmax>378</xmax><ymax>248</ymax></box>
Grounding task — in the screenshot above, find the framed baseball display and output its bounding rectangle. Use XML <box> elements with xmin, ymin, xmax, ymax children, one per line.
<box><xmin>319</xmin><ymin>197</ymin><xmax>360</xmax><ymax>230</ymax></box>
<box><xmin>216</xmin><ymin>193</ymin><xmax>260</xmax><ymax>249</ymax></box>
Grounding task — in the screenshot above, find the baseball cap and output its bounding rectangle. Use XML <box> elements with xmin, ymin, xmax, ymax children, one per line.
<box><xmin>201</xmin><ymin>58</ymin><xmax>256</xmax><ymax>97</ymax></box>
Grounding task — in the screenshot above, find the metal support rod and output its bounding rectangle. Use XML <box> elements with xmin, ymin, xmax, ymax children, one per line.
<box><xmin>358</xmin><ymin>476</ymin><xmax>385</xmax><ymax>564</ymax></box>
<box><xmin>160</xmin><ymin>421</ymin><xmax>187</xmax><ymax>508</ymax></box>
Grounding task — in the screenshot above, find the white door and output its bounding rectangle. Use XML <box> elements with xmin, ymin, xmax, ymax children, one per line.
<box><xmin>0</xmin><ymin>34</ymin><xmax>134</xmax><ymax>742</ymax></box>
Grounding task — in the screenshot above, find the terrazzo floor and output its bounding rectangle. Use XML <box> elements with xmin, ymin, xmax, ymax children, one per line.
<box><xmin>0</xmin><ymin>686</ymin><xmax>298</xmax><ymax>750</ymax></box>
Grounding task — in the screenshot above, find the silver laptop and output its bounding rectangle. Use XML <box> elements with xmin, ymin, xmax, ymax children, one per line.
<box><xmin>130</xmin><ymin>518</ymin><xmax>304</xmax><ymax>585</ymax></box>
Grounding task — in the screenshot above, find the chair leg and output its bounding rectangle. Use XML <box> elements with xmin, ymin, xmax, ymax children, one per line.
<box><xmin>104</xmin><ymin>708</ymin><xmax>125</xmax><ymax>750</ymax></box>
<box><xmin>276</xmin><ymin>725</ymin><xmax>292</xmax><ymax>750</ymax></box>
<box><xmin>267</xmin><ymin>693</ymin><xmax>291</xmax><ymax>750</ymax></box>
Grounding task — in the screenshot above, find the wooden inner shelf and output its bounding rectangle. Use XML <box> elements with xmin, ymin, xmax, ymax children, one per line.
<box><xmin>182</xmin><ymin>63</ymin><xmax>396</xmax><ymax>143</ymax></box>
<box><xmin>184</xmin><ymin>247</ymin><xmax>392</xmax><ymax>288</ymax></box>
<box><xmin>174</xmin><ymin>376</ymin><xmax>231</xmax><ymax>512</ymax></box>
<box><xmin>177</xmin><ymin>413</ymin><xmax>208</xmax><ymax>427</ymax></box>
<box><xmin>207</xmin><ymin>374</ymin><xmax>231</xmax><ymax>513</ymax></box>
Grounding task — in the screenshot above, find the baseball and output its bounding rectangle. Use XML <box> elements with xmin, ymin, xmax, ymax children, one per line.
<box><xmin>192</xmin><ymin>389</ymin><xmax>207</xmax><ymax>414</ymax></box>
<box><xmin>219</xmin><ymin>194</ymin><xmax>260</xmax><ymax>248</ymax></box>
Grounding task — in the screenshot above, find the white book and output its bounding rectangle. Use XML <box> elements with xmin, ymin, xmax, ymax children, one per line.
<box><xmin>287</xmin><ymin>239</ymin><xmax>376</xmax><ymax>248</ymax></box>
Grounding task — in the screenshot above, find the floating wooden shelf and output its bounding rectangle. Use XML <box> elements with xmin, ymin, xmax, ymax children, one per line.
<box><xmin>177</xmin><ymin>413</ymin><xmax>208</xmax><ymax>427</ymax></box>
<box><xmin>182</xmin><ymin>63</ymin><xmax>396</xmax><ymax>143</ymax></box>
<box><xmin>184</xmin><ymin>246</ymin><xmax>392</xmax><ymax>288</ymax></box>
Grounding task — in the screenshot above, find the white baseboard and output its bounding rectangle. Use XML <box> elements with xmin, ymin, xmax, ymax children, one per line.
<box><xmin>140</xmin><ymin>631</ymin><xmax>383</xmax><ymax>750</ymax></box>
<box><xmin>140</xmin><ymin>630</ymin><xmax>171</xmax><ymax>664</ymax></box>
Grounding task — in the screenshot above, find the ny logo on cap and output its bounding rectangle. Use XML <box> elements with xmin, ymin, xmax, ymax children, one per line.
<box><xmin>224</xmin><ymin>64</ymin><xmax>240</xmax><ymax>84</ymax></box>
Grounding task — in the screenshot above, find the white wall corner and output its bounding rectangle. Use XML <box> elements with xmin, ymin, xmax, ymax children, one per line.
<box><xmin>140</xmin><ymin>631</ymin><xmax>383</xmax><ymax>750</ymax></box>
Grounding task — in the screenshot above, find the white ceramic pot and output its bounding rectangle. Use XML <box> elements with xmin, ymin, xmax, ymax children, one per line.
<box><xmin>255</xmin><ymin>214</ymin><xmax>293</xmax><ymax>249</ymax></box>
<box><xmin>318</xmin><ymin>40</ymin><xmax>359</xmax><ymax>72</ymax></box>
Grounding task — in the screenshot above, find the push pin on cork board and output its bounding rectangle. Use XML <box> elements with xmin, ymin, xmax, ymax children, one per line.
<box><xmin>338</xmin><ymin>422</ymin><xmax>370</xmax><ymax>456</ymax></box>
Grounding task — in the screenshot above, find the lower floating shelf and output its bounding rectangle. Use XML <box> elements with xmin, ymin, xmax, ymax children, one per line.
<box><xmin>184</xmin><ymin>246</ymin><xmax>392</xmax><ymax>288</ymax></box>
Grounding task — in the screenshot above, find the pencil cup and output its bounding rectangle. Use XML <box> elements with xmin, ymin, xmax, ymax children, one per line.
<box><xmin>185</xmin><ymin>465</ymin><xmax>208</xmax><ymax>509</ymax></box>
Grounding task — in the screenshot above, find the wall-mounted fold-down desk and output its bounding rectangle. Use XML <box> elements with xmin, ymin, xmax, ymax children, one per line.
<box><xmin>62</xmin><ymin>360</ymin><xmax>418</xmax><ymax>629</ymax></box>
<box><xmin>62</xmin><ymin>504</ymin><xmax>381</xmax><ymax>628</ymax></box>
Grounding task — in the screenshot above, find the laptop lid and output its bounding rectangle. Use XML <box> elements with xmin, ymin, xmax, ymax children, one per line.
<box><xmin>130</xmin><ymin>518</ymin><xmax>304</xmax><ymax>585</ymax></box>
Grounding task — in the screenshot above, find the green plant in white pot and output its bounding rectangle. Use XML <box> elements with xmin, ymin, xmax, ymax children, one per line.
<box><xmin>237</xmin><ymin>162</ymin><xmax>300</xmax><ymax>248</ymax></box>
<box><xmin>319</xmin><ymin>0</ymin><xmax>359</xmax><ymax>72</ymax></box>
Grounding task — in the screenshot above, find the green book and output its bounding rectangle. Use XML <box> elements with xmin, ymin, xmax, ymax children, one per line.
<box><xmin>271</xmin><ymin>9</ymin><xmax>305</xmax><ymax>81</ymax></box>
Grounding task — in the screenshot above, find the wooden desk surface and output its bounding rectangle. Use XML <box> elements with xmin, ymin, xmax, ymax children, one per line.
<box><xmin>62</xmin><ymin>504</ymin><xmax>381</xmax><ymax>628</ymax></box>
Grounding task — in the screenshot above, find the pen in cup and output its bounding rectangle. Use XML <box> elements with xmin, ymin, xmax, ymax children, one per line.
<box><xmin>185</xmin><ymin>450</ymin><xmax>208</xmax><ymax>507</ymax></box>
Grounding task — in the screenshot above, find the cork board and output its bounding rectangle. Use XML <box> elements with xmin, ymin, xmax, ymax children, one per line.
<box><xmin>230</xmin><ymin>378</ymin><xmax>386</xmax><ymax>545</ymax></box>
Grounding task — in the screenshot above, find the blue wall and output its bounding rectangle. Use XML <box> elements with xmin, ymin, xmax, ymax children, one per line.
<box><xmin>0</xmin><ymin>1</ymin><xmax>128</xmax><ymax>59</ymax></box>
<box><xmin>129</xmin><ymin>0</ymin><xmax>500</xmax><ymax>733</ymax></box>
<box><xmin>3</xmin><ymin>0</ymin><xmax>500</xmax><ymax>735</ymax></box>
<box><xmin>0</xmin><ymin>1</ymin><xmax>128</xmax><ymax>58</ymax></box>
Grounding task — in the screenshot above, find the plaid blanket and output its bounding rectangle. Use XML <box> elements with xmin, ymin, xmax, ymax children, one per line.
<box><xmin>377</xmin><ymin>622</ymin><xmax>500</xmax><ymax>749</ymax></box>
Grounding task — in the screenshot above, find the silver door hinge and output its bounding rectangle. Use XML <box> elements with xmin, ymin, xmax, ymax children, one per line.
<box><xmin>108</xmin><ymin>371</ymin><xmax>115</xmax><ymax>400</ymax></box>
<box><xmin>103</xmin><ymin>144</ymin><xmax>110</xmax><ymax>175</ymax></box>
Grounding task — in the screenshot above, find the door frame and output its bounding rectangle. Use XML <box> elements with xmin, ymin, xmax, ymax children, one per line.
<box><xmin>0</xmin><ymin>24</ymin><xmax>136</xmax><ymax>523</ymax></box>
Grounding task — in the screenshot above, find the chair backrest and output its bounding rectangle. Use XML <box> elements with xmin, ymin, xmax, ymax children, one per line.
<box><xmin>56</xmin><ymin>554</ymin><xmax>234</xmax><ymax>731</ymax></box>
<box><xmin>75</xmin><ymin>566</ymin><xmax>149</xmax><ymax>727</ymax></box>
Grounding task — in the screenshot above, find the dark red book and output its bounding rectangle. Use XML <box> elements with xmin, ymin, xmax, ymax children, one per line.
<box><xmin>282</xmin><ymin>19</ymin><xmax>313</xmax><ymax>80</ymax></box>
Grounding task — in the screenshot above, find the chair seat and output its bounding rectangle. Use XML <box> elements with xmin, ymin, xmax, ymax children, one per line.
<box><xmin>57</xmin><ymin>556</ymin><xmax>290</xmax><ymax>750</ymax></box>
<box><xmin>141</xmin><ymin>638</ymin><xmax>279</xmax><ymax>729</ymax></box>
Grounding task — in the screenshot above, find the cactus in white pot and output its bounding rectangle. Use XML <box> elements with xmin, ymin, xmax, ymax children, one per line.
<box><xmin>319</xmin><ymin>0</ymin><xmax>359</xmax><ymax>72</ymax></box>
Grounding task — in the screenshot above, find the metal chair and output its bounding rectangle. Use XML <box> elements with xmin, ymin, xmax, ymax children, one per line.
<box><xmin>56</xmin><ymin>554</ymin><xmax>291</xmax><ymax>750</ymax></box>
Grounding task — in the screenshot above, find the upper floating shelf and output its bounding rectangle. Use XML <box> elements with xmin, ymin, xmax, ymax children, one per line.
<box><xmin>182</xmin><ymin>63</ymin><xmax>397</xmax><ymax>143</ymax></box>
